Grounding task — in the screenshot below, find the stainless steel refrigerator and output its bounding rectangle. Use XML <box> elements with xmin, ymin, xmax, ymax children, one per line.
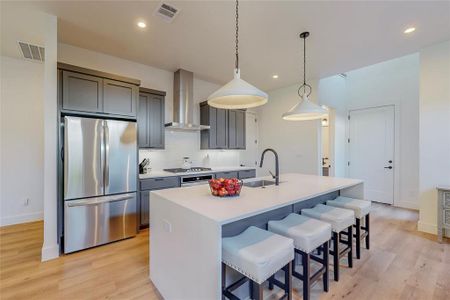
<box><xmin>63</xmin><ymin>116</ymin><xmax>137</xmax><ymax>253</ymax></box>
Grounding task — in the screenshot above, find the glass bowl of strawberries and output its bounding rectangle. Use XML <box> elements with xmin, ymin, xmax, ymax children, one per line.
<box><xmin>208</xmin><ymin>178</ymin><xmax>243</xmax><ymax>197</ymax></box>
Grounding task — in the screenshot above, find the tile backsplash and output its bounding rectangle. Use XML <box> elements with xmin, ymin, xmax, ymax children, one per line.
<box><xmin>139</xmin><ymin>130</ymin><xmax>243</xmax><ymax>170</ymax></box>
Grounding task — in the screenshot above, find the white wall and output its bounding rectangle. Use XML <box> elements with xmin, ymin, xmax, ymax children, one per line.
<box><xmin>41</xmin><ymin>14</ymin><xmax>59</xmax><ymax>261</ymax></box>
<box><xmin>0</xmin><ymin>56</ymin><xmax>44</xmax><ymax>226</ymax></box>
<box><xmin>318</xmin><ymin>76</ymin><xmax>348</xmax><ymax>177</ymax></box>
<box><xmin>418</xmin><ymin>41</ymin><xmax>450</xmax><ymax>235</ymax></box>
<box><xmin>58</xmin><ymin>43</ymin><xmax>245</xmax><ymax>170</ymax></box>
<box><xmin>256</xmin><ymin>82</ymin><xmax>321</xmax><ymax>176</ymax></box>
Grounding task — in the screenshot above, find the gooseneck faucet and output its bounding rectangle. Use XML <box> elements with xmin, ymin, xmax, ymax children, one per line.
<box><xmin>259</xmin><ymin>148</ymin><xmax>280</xmax><ymax>185</ymax></box>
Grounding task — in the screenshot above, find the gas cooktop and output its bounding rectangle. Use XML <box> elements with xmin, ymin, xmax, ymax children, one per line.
<box><xmin>163</xmin><ymin>167</ymin><xmax>212</xmax><ymax>173</ymax></box>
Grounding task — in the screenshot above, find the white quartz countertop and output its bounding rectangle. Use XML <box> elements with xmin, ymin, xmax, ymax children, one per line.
<box><xmin>152</xmin><ymin>173</ymin><xmax>363</xmax><ymax>224</ymax></box>
<box><xmin>139</xmin><ymin>166</ymin><xmax>256</xmax><ymax>179</ymax></box>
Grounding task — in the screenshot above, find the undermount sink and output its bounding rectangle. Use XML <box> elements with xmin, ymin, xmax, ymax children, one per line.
<box><xmin>244</xmin><ymin>180</ymin><xmax>276</xmax><ymax>188</ymax></box>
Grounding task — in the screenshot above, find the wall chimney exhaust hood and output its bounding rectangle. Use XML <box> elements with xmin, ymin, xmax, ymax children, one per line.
<box><xmin>165</xmin><ymin>69</ymin><xmax>210</xmax><ymax>131</ymax></box>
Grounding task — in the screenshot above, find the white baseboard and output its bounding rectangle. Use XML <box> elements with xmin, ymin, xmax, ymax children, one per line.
<box><xmin>41</xmin><ymin>243</ymin><xmax>60</xmax><ymax>261</ymax></box>
<box><xmin>418</xmin><ymin>221</ymin><xmax>437</xmax><ymax>234</ymax></box>
<box><xmin>393</xmin><ymin>201</ymin><xmax>419</xmax><ymax>210</ymax></box>
<box><xmin>0</xmin><ymin>211</ymin><xmax>43</xmax><ymax>227</ymax></box>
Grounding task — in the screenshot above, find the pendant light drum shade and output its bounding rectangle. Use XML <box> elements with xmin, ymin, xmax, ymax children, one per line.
<box><xmin>207</xmin><ymin>69</ymin><xmax>268</xmax><ymax>109</ymax></box>
<box><xmin>282</xmin><ymin>94</ymin><xmax>328</xmax><ymax>121</ymax></box>
<box><xmin>282</xmin><ymin>31</ymin><xmax>327</xmax><ymax>121</ymax></box>
<box><xmin>207</xmin><ymin>0</ymin><xmax>268</xmax><ymax>109</ymax></box>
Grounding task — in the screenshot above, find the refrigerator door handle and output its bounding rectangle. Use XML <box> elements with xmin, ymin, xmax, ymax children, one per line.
<box><xmin>104</xmin><ymin>121</ymin><xmax>110</xmax><ymax>191</ymax></box>
<box><xmin>67</xmin><ymin>195</ymin><xmax>134</xmax><ymax>207</ymax></box>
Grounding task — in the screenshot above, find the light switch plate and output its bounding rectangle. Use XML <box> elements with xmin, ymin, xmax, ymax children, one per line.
<box><xmin>162</xmin><ymin>219</ymin><xmax>172</xmax><ymax>232</ymax></box>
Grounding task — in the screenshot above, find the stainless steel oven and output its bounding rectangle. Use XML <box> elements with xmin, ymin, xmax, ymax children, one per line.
<box><xmin>180</xmin><ymin>174</ymin><xmax>214</xmax><ymax>186</ymax></box>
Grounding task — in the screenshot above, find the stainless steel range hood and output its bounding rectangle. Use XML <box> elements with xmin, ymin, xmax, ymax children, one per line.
<box><xmin>165</xmin><ymin>69</ymin><xmax>210</xmax><ymax>131</ymax></box>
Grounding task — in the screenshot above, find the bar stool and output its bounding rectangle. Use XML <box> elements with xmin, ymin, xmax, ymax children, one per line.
<box><xmin>327</xmin><ymin>196</ymin><xmax>371</xmax><ymax>259</ymax></box>
<box><xmin>302</xmin><ymin>204</ymin><xmax>354</xmax><ymax>282</ymax></box>
<box><xmin>268</xmin><ymin>213</ymin><xmax>331</xmax><ymax>300</ymax></box>
<box><xmin>222</xmin><ymin>226</ymin><xmax>294</xmax><ymax>300</ymax></box>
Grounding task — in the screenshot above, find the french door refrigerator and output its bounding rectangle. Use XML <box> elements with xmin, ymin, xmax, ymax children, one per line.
<box><xmin>64</xmin><ymin>116</ymin><xmax>137</xmax><ymax>253</ymax></box>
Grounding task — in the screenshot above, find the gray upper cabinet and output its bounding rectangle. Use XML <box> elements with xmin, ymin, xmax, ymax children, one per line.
<box><xmin>228</xmin><ymin>109</ymin><xmax>246</xmax><ymax>149</ymax></box>
<box><xmin>200</xmin><ymin>101</ymin><xmax>245</xmax><ymax>150</ymax></box>
<box><xmin>235</xmin><ymin>110</ymin><xmax>246</xmax><ymax>149</ymax></box>
<box><xmin>59</xmin><ymin>63</ymin><xmax>140</xmax><ymax>118</ymax></box>
<box><xmin>103</xmin><ymin>79</ymin><xmax>137</xmax><ymax>117</ymax></box>
<box><xmin>138</xmin><ymin>89</ymin><xmax>165</xmax><ymax>149</ymax></box>
<box><xmin>200</xmin><ymin>103</ymin><xmax>228</xmax><ymax>149</ymax></box>
<box><xmin>62</xmin><ymin>71</ymin><xmax>103</xmax><ymax>113</ymax></box>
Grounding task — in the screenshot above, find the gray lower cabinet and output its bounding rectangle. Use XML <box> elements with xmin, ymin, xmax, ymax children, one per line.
<box><xmin>103</xmin><ymin>79</ymin><xmax>137</xmax><ymax>117</ymax></box>
<box><xmin>138</xmin><ymin>90</ymin><xmax>165</xmax><ymax>148</ymax></box>
<box><xmin>238</xmin><ymin>169</ymin><xmax>256</xmax><ymax>179</ymax></box>
<box><xmin>139</xmin><ymin>176</ymin><xmax>180</xmax><ymax>228</ymax></box>
<box><xmin>215</xmin><ymin>171</ymin><xmax>239</xmax><ymax>179</ymax></box>
<box><xmin>200</xmin><ymin>102</ymin><xmax>245</xmax><ymax>150</ymax></box>
<box><xmin>62</xmin><ymin>71</ymin><xmax>103</xmax><ymax>113</ymax></box>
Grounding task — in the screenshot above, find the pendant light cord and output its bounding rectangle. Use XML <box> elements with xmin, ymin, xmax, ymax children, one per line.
<box><xmin>303</xmin><ymin>33</ymin><xmax>306</xmax><ymax>86</ymax></box>
<box><xmin>235</xmin><ymin>0</ymin><xmax>239</xmax><ymax>73</ymax></box>
<box><xmin>298</xmin><ymin>32</ymin><xmax>311</xmax><ymax>97</ymax></box>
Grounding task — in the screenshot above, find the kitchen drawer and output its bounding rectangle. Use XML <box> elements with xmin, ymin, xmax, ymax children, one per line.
<box><xmin>215</xmin><ymin>171</ymin><xmax>239</xmax><ymax>179</ymax></box>
<box><xmin>140</xmin><ymin>176</ymin><xmax>180</xmax><ymax>191</ymax></box>
<box><xmin>238</xmin><ymin>169</ymin><xmax>256</xmax><ymax>179</ymax></box>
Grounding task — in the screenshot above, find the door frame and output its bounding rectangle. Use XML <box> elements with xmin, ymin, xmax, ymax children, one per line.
<box><xmin>346</xmin><ymin>103</ymin><xmax>400</xmax><ymax>206</ymax></box>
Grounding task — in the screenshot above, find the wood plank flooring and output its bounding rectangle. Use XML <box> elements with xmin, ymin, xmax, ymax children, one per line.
<box><xmin>0</xmin><ymin>203</ymin><xmax>448</xmax><ymax>300</ymax></box>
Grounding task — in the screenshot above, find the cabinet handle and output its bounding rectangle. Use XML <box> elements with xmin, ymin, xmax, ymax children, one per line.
<box><xmin>154</xmin><ymin>178</ymin><xmax>164</xmax><ymax>181</ymax></box>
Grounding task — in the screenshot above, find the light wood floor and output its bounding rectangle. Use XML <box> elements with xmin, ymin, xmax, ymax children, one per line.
<box><xmin>0</xmin><ymin>203</ymin><xmax>448</xmax><ymax>300</ymax></box>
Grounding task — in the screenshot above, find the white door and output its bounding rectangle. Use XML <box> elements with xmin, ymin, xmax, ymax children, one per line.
<box><xmin>348</xmin><ymin>106</ymin><xmax>394</xmax><ymax>204</ymax></box>
<box><xmin>240</xmin><ymin>111</ymin><xmax>259</xmax><ymax>168</ymax></box>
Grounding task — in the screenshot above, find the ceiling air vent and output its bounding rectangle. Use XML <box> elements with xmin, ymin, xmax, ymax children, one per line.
<box><xmin>17</xmin><ymin>41</ymin><xmax>45</xmax><ymax>62</ymax></box>
<box><xmin>154</xmin><ymin>2</ymin><xmax>180</xmax><ymax>23</ymax></box>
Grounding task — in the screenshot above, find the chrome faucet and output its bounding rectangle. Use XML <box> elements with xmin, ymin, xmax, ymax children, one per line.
<box><xmin>259</xmin><ymin>148</ymin><xmax>280</xmax><ymax>185</ymax></box>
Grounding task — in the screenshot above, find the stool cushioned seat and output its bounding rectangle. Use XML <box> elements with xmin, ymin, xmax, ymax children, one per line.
<box><xmin>268</xmin><ymin>213</ymin><xmax>331</xmax><ymax>253</ymax></box>
<box><xmin>222</xmin><ymin>226</ymin><xmax>294</xmax><ymax>284</ymax></box>
<box><xmin>302</xmin><ymin>204</ymin><xmax>354</xmax><ymax>233</ymax></box>
<box><xmin>326</xmin><ymin>196</ymin><xmax>371</xmax><ymax>219</ymax></box>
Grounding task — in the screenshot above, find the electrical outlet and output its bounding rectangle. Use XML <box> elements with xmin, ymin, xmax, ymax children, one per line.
<box><xmin>162</xmin><ymin>219</ymin><xmax>172</xmax><ymax>233</ymax></box>
<box><xmin>24</xmin><ymin>198</ymin><xmax>30</xmax><ymax>206</ymax></box>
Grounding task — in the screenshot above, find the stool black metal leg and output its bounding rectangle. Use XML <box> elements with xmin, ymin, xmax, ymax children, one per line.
<box><xmin>365</xmin><ymin>214</ymin><xmax>370</xmax><ymax>249</ymax></box>
<box><xmin>347</xmin><ymin>226</ymin><xmax>353</xmax><ymax>268</ymax></box>
<box><xmin>302</xmin><ymin>252</ymin><xmax>311</xmax><ymax>300</ymax></box>
<box><xmin>222</xmin><ymin>263</ymin><xmax>226</xmax><ymax>300</ymax></box>
<box><xmin>355</xmin><ymin>218</ymin><xmax>361</xmax><ymax>259</ymax></box>
<box><xmin>251</xmin><ymin>281</ymin><xmax>263</xmax><ymax>300</ymax></box>
<box><xmin>332</xmin><ymin>232</ymin><xmax>339</xmax><ymax>282</ymax></box>
<box><xmin>268</xmin><ymin>275</ymin><xmax>274</xmax><ymax>290</ymax></box>
<box><xmin>285</xmin><ymin>261</ymin><xmax>293</xmax><ymax>300</ymax></box>
<box><xmin>323</xmin><ymin>241</ymin><xmax>329</xmax><ymax>292</ymax></box>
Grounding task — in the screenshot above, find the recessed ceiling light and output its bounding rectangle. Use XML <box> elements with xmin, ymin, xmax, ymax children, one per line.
<box><xmin>272</xmin><ymin>75</ymin><xmax>279</xmax><ymax>79</ymax></box>
<box><xmin>404</xmin><ymin>27</ymin><xmax>416</xmax><ymax>34</ymax></box>
<box><xmin>137</xmin><ymin>21</ymin><xmax>147</xmax><ymax>28</ymax></box>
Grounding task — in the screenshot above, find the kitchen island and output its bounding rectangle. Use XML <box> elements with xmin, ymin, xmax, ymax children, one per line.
<box><xmin>150</xmin><ymin>173</ymin><xmax>364</xmax><ymax>300</ymax></box>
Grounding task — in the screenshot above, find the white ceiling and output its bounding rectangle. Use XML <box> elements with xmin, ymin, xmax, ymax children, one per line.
<box><xmin>2</xmin><ymin>1</ymin><xmax>450</xmax><ymax>91</ymax></box>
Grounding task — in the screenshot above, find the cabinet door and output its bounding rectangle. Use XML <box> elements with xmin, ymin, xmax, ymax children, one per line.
<box><xmin>228</xmin><ymin>110</ymin><xmax>237</xmax><ymax>149</ymax></box>
<box><xmin>216</xmin><ymin>108</ymin><xmax>228</xmax><ymax>149</ymax></box>
<box><xmin>140</xmin><ymin>191</ymin><xmax>150</xmax><ymax>227</ymax></box>
<box><xmin>138</xmin><ymin>94</ymin><xmax>149</xmax><ymax>147</ymax></box>
<box><xmin>62</xmin><ymin>71</ymin><xmax>103</xmax><ymax>112</ymax></box>
<box><xmin>236</xmin><ymin>110</ymin><xmax>246</xmax><ymax>149</ymax></box>
<box><xmin>103</xmin><ymin>79</ymin><xmax>137</xmax><ymax>117</ymax></box>
<box><xmin>208</xmin><ymin>106</ymin><xmax>218</xmax><ymax>149</ymax></box>
<box><xmin>148</xmin><ymin>95</ymin><xmax>165</xmax><ymax>148</ymax></box>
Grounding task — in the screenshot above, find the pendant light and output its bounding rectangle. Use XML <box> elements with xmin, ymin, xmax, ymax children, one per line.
<box><xmin>207</xmin><ymin>0</ymin><xmax>268</xmax><ymax>109</ymax></box>
<box><xmin>282</xmin><ymin>32</ymin><xmax>327</xmax><ymax>121</ymax></box>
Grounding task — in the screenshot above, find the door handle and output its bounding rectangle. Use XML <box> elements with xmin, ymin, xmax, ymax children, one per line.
<box><xmin>384</xmin><ymin>166</ymin><xmax>393</xmax><ymax>169</ymax></box>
